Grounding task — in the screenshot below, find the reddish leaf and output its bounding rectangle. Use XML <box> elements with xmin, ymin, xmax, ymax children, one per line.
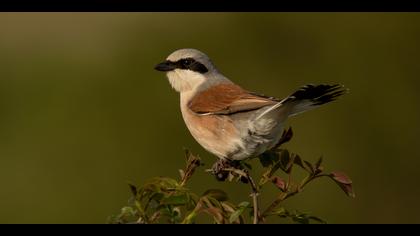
<box><xmin>330</xmin><ymin>171</ymin><xmax>355</xmax><ymax>198</ymax></box>
<box><xmin>338</xmin><ymin>182</ymin><xmax>356</xmax><ymax>198</ymax></box>
<box><xmin>330</xmin><ymin>171</ymin><xmax>352</xmax><ymax>184</ymax></box>
<box><xmin>271</xmin><ymin>176</ymin><xmax>286</xmax><ymax>191</ymax></box>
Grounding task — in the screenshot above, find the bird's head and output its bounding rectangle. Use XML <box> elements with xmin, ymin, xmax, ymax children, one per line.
<box><xmin>155</xmin><ymin>48</ymin><xmax>228</xmax><ymax>93</ymax></box>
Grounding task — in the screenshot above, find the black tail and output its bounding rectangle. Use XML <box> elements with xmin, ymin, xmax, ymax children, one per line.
<box><xmin>285</xmin><ymin>84</ymin><xmax>347</xmax><ymax>116</ymax></box>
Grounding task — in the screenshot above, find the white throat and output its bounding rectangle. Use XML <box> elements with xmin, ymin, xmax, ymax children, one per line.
<box><xmin>166</xmin><ymin>69</ymin><xmax>206</xmax><ymax>93</ymax></box>
<box><xmin>166</xmin><ymin>69</ymin><xmax>232</xmax><ymax>95</ymax></box>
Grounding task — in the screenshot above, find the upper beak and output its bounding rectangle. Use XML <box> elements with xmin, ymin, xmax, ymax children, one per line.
<box><xmin>154</xmin><ymin>61</ymin><xmax>176</xmax><ymax>72</ymax></box>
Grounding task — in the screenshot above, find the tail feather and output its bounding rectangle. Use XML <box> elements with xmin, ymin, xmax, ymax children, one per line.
<box><xmin>285</xmin><ymin>84</ymin><xmax>347</xmax><ymax>117</ymax></box>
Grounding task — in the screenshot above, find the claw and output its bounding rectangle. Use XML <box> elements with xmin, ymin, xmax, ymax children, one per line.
<box><xmin>211</xmin><ymin>159</ymin><xmax>249</xmax><ymax>184</ymax></box>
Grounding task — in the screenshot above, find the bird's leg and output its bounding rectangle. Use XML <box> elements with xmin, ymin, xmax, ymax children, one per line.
<box><xmin>211</xmin><ymin>158</ymin><xmax>231</xmax><ymax>181</ymax></box>
<box><xmin>211</xmin><ymin>159</ymin><xmax>249</xmax><ymax>183</ymax></box>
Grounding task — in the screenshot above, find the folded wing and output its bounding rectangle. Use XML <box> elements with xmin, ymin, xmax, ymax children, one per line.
<box><xmin>188</xmin><ymin>83</ymin><xmax>279</xmax><ymax>115</ymax></box>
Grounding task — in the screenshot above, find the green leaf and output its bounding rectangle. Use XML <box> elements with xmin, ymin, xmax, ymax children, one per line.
<box><xmin>117</xmin><ymin>206</ymin><xmax>138</xmax><ymax>223</ymax></box>
<box><xmin>202</xmin><ymin>189</ymin><xmax>228</xmax><ymax>202</ymax></box>
<box><xmin>238</xmin><ymin>201</ymin><xmax>251</xmax><ymax>208</ymax></box>
<box><xmin>120</xmin><ymin>206</ymin><xmax>136</xmax><ymax>216</ymax></box>
<box><xmin>274</xmin><ymin>209</ymin><xmax>326</xmax><ymax>224</ymax></box>
<box><xmin>107</xmin><ymin>215</ymin><xmax>120</xmax><ymax>224</ymax></box>
<box><xmin>147</xmin><ymin>192</ymin><xmax>165</xmax><ymax>204</ymax></box>
<box><xmin>229</xmin><ymin>201</ymin><xmax>250</xmax><ymax>223</ymax></box>
<box><xmin>134</xmin><ymin>200</ymin><xmax>146</xmax><ymax>216</ymax></box>
<box><xmin>220</xmin><ymin>202</ymin><xmax>236</xmax><ymax>214</ymax></box>
<box><xmin>143</xmin><ymin>177</ymin><xmax>179</xmax><ymax>193</ymax></box>
<box><xmin>293</xmin><ymin>156</ymin><xmax>314</xmax><ymax>174</ymax></box>
<box><xmin>160</xmin><ymin>194</ymin><xmax>189</xmax><ymax>206</ymax></box>
<box><xmin>279</xmin><ymin>149</ymin><xmax>291</xmax><ymax>172</ymax></box>
<box><xmin>293</xmin><ymin>215</ymin><xmax>310</xmax><ymax>224</ymax></box>
<box><xmin>308</xmin><ymin>216</ymin><xmax>327</xmax><ymax>224</ymax></box>
<box><xmin>182</xmin><ymin>210</ymin><xmax>198</xmax><ymax>224</ymax></box>
<box><xmin>202</xmin><ymin>207</ymin><xmax>225</xmax><ymax>224</ymax></box>
<box><xmin>178</xmin><ymin>169</ymin><xmax>185</xmax><ymax>179</ymax></box>
<box><xmin>269</xmin><ymin>160</ymin><xmax>282</xmax><ymax>176</ymax></box>
<box><xmin>268</xmin><ymin>206</ymin><xmax>287</xmax><ymax>217</ymax></box>
<box><xmin>259</xmin><ymin>150</ymin><xmax>279</xmax><ymax>167</ymax></box>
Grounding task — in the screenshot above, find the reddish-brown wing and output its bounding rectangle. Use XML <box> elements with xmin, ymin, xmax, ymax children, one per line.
<box><xmin>188</xmin><ymin>83</ymin><xmax>279</xmax><ymax>115</ymax></box>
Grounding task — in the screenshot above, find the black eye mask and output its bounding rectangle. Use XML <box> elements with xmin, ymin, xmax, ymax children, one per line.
<box><xmin>175</xmin><ymin>58</ymin><xmax>208</xmax><ymax>73</ymax></box>
<box><xmin>154</xmin><ymin>58</ymin><xmax>209</xmax><ymax>74</ymax></box>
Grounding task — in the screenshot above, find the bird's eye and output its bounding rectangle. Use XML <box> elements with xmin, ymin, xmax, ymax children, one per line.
<box><xmin>175</xmin><ymin>58</ymin><xmax>208</xmax><ymax>73</ymax></box>
<box><xmin>182</xmin><ymin>59</ymin><xmax>194</xmax><ymax>66</ymax></box>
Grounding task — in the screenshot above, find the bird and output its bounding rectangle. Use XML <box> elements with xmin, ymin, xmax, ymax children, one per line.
<box><xmin>154</xmin><ymin>48</ymin><xmax>346</xmax><ymax>163</ymax></box>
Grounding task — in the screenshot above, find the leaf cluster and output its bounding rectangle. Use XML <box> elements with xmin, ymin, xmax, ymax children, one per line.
<box><xmin>109</xmin><ymin>128</ymin><xmax>354</xmax><ymax>224</ymax></box>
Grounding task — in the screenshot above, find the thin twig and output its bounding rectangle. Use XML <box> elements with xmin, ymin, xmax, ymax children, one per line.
<box><xmin>219</xmin><ymin>167</ymin><xmax>261</xmax><ymax>224</ymax></box>
<box><xmin>245</xmin><ymin>172</ymin><xmax>260</xmax><ymax>224</ymax></box>
<box><xmin>252</xmin><ymin>192</ymin><xmax>259</xmax><ymax>224</ymax></box>
<box><xmin>259</xmin><ymin>174</ymin><xmax>324</xmax><ymax>222</ymax></box>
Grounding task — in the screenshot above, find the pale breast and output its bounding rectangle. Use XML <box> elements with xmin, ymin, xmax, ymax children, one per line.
<box><xmin>180</xmin><ymin>105</ymin><xmax>242</xmax><ymax>159</ymax></box>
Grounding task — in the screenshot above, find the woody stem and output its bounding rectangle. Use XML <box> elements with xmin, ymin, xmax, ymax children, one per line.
<box><xmin>245</xmin><ymin>173</ymin><xmax>260</xmax><ymax>224</ymax></box>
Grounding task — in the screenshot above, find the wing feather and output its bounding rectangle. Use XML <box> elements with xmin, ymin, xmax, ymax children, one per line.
<box><xmin>188</xmin><ymin>83</ymin><xmax>279</xmax><ymax>115</ymax></box>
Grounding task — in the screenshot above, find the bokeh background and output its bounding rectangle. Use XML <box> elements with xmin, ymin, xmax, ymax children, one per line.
<box><xmin>0</xmin><ymin>13</ymin><xmax>419</xmax><ymax>224</ymax></box>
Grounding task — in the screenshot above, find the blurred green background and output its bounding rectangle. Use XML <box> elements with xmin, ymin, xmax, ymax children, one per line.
<box><xmin>0</xmin><ymin>13</ymin><xmax>419</xmax><ymax>224</ymax></box>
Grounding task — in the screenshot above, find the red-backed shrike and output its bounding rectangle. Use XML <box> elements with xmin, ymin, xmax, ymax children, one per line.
<box><xmin>155</xmin><ymin>48</ymin><xmax>346</xmax><ymax>161</ymax></box>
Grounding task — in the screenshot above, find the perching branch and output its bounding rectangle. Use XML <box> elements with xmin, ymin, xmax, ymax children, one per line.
<box><xmin>246</xmin><ymin>174</ymin><xmax>260</xmax><ymax>224</ymax></box>
<box><xmin>110</xmin><ymin>127</ymin><xmax>354</xmax><ymax>224</ymax></box>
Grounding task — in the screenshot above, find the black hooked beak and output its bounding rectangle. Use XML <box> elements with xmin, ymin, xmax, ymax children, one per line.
<box><xmin>154</xmin><ymin>60</ymin><xmax>177</xmax><ymax>72</ymax></box>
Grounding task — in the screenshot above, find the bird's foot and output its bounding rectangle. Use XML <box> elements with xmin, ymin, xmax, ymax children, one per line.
<box><xmin>211</xmin><ymin>159</ymin><xmax>232</xmax><ymax>181</ymax></box>
<box><xmin>211</xmin><ymin>159</ymin><xmax>248</xmax><ymax>183</ymax></box>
